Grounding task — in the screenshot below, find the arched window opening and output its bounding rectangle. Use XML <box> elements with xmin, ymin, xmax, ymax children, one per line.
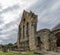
<box><xmin>26</xmin><ymin>22</ymin><xmax>29</xmax><ymax>38</ymax></box>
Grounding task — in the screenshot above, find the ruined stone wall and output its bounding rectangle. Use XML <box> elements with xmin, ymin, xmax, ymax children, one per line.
<box><xmin>49</xmin><ymin>32</ymin><xmax>57</xmax><ymax>51</ymax></box>
<box><xmin>52</xmin><ymin>29</ymin><xmax>60</xmax><ymax>51</ymax></box>
<box><xmin>36</xmin><ymin>29</ymin><xmax>57</xmax><ymax>51</ymax></box>
<box><xmin>36</xmin><ymin>29</ymin><xmax>51</xmax><ymax>51</ymax></box>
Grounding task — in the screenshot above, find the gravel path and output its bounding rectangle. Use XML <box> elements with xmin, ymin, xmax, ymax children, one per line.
<box><xmin>34</xmin><ymin>50</ymin><xmax>60</xmax><ymax>55</ymax></box>
<box><xmin>42</xmin><ymin>51</ymin><xmax>60</xmax><ymax>55</ymax></box>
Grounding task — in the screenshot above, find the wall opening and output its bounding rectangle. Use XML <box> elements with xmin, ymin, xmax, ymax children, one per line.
<box><xmin>26</xmin><ymin>22</ymin><xmax>29</xmax><ymax>38</ymax></box>
<box><xmin>37</xmin><ymin>37</ymin><xmax>42</xmax><ymax>49</ymax></box>
<box><xmin>55</xmin><ymin>32</ymin><xmax>60</xmax><ymax>47</ymax></box>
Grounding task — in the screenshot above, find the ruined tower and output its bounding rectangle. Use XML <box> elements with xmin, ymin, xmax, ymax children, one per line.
<box><xmin>17</xmin><ymin>10</ymin><xmax>38</xmax><ymax>51</ymax></box>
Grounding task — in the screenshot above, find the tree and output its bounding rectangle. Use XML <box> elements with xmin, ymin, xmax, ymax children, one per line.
<box><xmin>7</xmin><ymin>43</ymin><xmax>14</xmax><ymax>49</ymax></box>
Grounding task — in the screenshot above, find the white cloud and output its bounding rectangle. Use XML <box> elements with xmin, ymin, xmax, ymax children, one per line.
<box><xmin>0</xmin><ymin>0</ymin><xmax>19</xmax><ymax>9</ymax></box>
<box><xmin>0</xmin><ymin>35</ymin><xmax>9</xmax><ymax>39</ymax></box>
<box><xmin>50</xmin><ymin>0</ymin><xmax>60</xmax><ymax>11</ymax></box>
<box><xmin>0</xmin><ymin>0</ymin><xmax>38</xmax><ymax>44</ymax></box>
<box><xmin>0</xmin><ymin>40</ymin><xmax>3</xmax><ymax>43</ymax></box>
<box><xmin>0</xmin><ymin>0</ymin><xmax>37</xmax><ymax>24</ymax></box>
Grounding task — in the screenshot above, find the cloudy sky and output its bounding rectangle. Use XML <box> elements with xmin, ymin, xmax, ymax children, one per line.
<box><xmin>0</xmin><ymin>0</ymin><xmax>60</xmax><ymax>44</ymax></box>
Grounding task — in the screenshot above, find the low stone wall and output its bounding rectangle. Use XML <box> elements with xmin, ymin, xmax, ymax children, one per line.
<box><xmin>57</xmin><ymin>47</ymin><xmax>60</xmax><ymax>52</ymax></box>
<box><xmin>34</xmin><ymin>50</ymin><xmax>60</xmax><ymax>55</ymax></box>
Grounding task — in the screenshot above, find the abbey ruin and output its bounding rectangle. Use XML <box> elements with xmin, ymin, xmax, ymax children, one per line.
<box><xmin>17</xmin><ymin>10</ymin><xmax>60</xmax><ymax>51</ymax></box>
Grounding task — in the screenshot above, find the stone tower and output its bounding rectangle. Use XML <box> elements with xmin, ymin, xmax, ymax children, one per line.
<box><xmin>17</xmin><ymin>10</ymin><xmax>38</xmax><ymax>51</ymax></box>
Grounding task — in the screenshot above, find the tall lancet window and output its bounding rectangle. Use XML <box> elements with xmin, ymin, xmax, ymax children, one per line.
<box><xmin>19</xmin><ymin>27</ymin><xmax>21</xmax><ymax>39</ymax></box>
<box><xmin>23</xmin><ymin>25</ymin><xmax>25</xmax><ymax>39</ymax></box>
<box><xmin>23</xmin><ymin>18</ymin><xmax>25</xmax><ymax>39</ymax></box>
<box><xmin>26</xmin><ymin>22</ymin><xmax>29</xmax><ymax>38</ymax></box>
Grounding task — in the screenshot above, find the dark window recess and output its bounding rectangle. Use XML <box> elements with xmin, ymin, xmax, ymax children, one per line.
<box><xmin>55</xmin><ymin>32</ymin><xmax>60</xmax><ymax>47</ymax></box>
<box><xmin>23</xmin><ymin>18</ymin><xmax>25</xmax><ymax>22</ymax></box>
<box><xmin>23</xmin><ymin>25</ymin><xmax>25</xmax><ymax>39</ymax></box>
<box><xmin>26</xmin><ymin>22</ymin><xmax>29</xmax><ymax>38</ymax></box>
<box><xmin>37</xmin><ymin>37</ymin><xmax>42</xmax><ymax>47</ymax></box>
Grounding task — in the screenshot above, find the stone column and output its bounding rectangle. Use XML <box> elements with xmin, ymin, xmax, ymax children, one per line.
<box><xmin>17</xmin><ymin>26</ymin><xmax>21</xmax><ymax>50</ymax></box>
<box><xmin>29</xmin><ymin>23</ymin><xmax>36</xmax><ymax>50</ymax></box>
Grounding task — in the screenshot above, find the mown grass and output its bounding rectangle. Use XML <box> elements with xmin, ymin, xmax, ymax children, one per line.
<box><xmin>57</xmin><ymin>52</ymin><xmax>60</xmax><ymax>54</ymax></box>
<box><xmin>0</xmin><ymin>51</ymin><xmax>38</xmax><ymax>55</ymax></box>
<box><xmin>0</xmin><ymin>51</ymin><xmax>21</xmax><ymax>55</ymax></box>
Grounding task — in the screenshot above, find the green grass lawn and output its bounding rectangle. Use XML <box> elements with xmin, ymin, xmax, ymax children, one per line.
<box><xmin>0</xmin><ymin>51</ymin><xmax>21</xmax><ymax>55</ymax></box>
<box><xmin>0</xmin><ymin>51</ymin><xmax>38</xmax><ymax>55</ymax></box>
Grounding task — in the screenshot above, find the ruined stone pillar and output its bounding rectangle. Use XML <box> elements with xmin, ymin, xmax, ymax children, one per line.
<box><xmin>29</xmin><ymin>23</ymin><xmax>37</xmax><ymax>51</ymax></box>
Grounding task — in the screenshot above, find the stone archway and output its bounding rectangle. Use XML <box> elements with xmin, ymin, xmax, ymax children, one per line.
<box><xmin>55</xmin><ymin>32</ymin><xmax>60</xmax><ymax>47</ymax></box>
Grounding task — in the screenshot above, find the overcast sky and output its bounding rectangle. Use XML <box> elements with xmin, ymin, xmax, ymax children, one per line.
<box><xmin>0</xmin><ymin>0</ymin><xmax>60</xmax><ymax>44</ymax></box>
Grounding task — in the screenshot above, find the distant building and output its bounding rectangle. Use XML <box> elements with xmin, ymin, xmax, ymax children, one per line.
<box><xmin>17</xmin><ymin>10</ymin><xmax>60</xmax><ymax>51</ymax></box>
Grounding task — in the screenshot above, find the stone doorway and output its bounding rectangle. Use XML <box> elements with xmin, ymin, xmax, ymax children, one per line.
<box><xmin>55</xmin><ymin>32</ymin><xmax>60</xmax><ymax>47</ymax></box>
<box><xmin>37</xmin><ymin>37</ymin><xmax>42</xmax><ymax>50</ymax></box>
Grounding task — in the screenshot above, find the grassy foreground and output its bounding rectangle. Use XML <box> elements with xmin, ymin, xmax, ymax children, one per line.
<box><xmin>0</xmin><ymin>51</ymin><xmax>38</xmax><ymax>55</ymax></box>
<box><xmin>0</xmin><ymin>51</ymin><xmax>20</xmax><ymax>55</ymax></box>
